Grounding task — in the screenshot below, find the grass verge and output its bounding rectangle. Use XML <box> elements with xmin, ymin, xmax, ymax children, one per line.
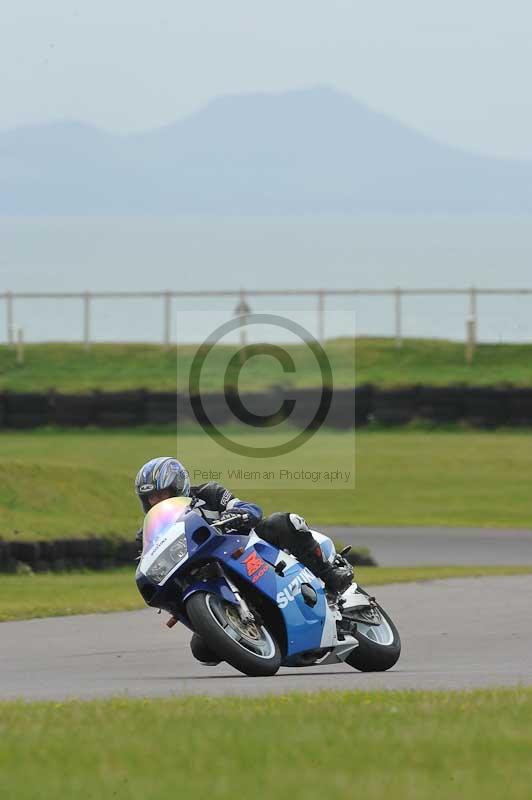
<box><xmin>2</xmin><ymin>565</ymin><xmax>531</xmax><ymax>623</ymax></box>
<box><xmin>3</xmin><ymin>337</ymin><xmax>532</xmax><ymax>391</ymax></box>
<box><xmin>1</xmin><ymin>689</ymin><xmax>532</xmax><ymax>800</ymax></box>
<box><xmin>2</xmin><ymin>427</ymin><xmax>532</xmax><ymax>539</ymax></box>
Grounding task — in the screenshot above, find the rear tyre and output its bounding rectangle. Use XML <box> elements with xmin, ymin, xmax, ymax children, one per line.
<box><xmin>186</xmin><ymin>592</ymin><xmax>282</xmax><ymax>677</ymax></box>
<box><xmin>345</xmin><ymin>602</ymin><xmax>401</xmax><ymax>672</ymax></box>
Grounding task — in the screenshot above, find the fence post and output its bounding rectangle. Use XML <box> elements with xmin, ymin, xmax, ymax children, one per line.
<box><xmin>6</xmin><ymin>292</ymin><xmax>13</xmax><ymax>345</ymax></box>
<box><xmin>466</xmin><ymin>287</ymin><xmax>477</xmax><ymax>364</ymax></box>
<box><xmin>234</xmin><ymin>288</ymin><xmax>251</xmax><ymax>350</ymax></box>
<box><xmin>317</xmin><ymin>290</ymin><xmax>325</xmax><ymax>344</ymax></box>
<box><xmin>16</xmin><ymin>327</ymin><xmax>24</xmax><ymax>365</ymax></box>
<box><xmin>163</xmin><ymin>291</ymin><xmax>171</xmax><ymax>349</ymax></box>
<box><xmin>466</xmin><ymin>319</ymin><xmax>475</xmax><ymax>365</ymax></box>
<box><xmin>469</xmin><ymin>286</ymin><xmax>477</xmax><ymax>340</ymax></box>
<box><xmin>394</xmin><ymin>287</ymin><xmax>402</xmax><ymax>349</ymax></box>
<box><xmin>83</xmin><ymin>292</ymin><xmax>91</xmax><ymax>352</ymax></box>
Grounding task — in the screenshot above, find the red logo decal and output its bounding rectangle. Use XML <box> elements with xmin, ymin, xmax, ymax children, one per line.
<box><xmin>243</xmin><ymin>551</ymin><xmax>264</xmax><ymax>576</ymax></box>
<box><xmin>252</xmin><ymin>564</ymin><xmax>269</xmax><ymax>584</ymax></box>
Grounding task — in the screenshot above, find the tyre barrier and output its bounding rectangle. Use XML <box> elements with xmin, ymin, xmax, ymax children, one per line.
<box><xmin>92</xmin><ymin>390</ymin><xmax>146</xmax><ymax>427</ymax></box>
<box><xmin>145</xmin><ymin>392</ymin><xmax>178</xmax><ymax>425</ymax></box>
<box><xmin>416</xmin><ymin>386</ymin><xmax>465</xmax><ymax>424</ymax></box>
<box><xmin>353</xmin><ymin>384</ymin><xmax>374</xmax><ymax>427</ymax></box>
<box><xmin>372</xmin><ymin>388</ymin><xmax>419</xmax><ymax>426</ymax></box>
<box><xmin>506</xmin><ymin>388</ymin><xmax>532</xmax><ymax>426</ymax></box>
<box><xmin>462</xmin><ymin>387</ymin><xmax>509</xmax><ymax>429</ymax></box>
<box><xmin>50</xmin><ymin>393</ymin><xmax>94</xmax><ymax>427</ymax></box>
<box><xmin>0</xmin><ymin>536</ymin><xmax>377</xmax><ymax>573</ymax></box>
<box><xmin>1</xmin><ymin>386</ymin><xmax>532</xmax><ymax>429</ymax></box>
<box><xmin>0</xmin><ymin>537</ymin><xmax>138</xmax><ymax>574</ymax></box>
<box><xmin>4</xmin><ymin>392</ymin><xmax>50</xmax><ymax>428</ymax></box>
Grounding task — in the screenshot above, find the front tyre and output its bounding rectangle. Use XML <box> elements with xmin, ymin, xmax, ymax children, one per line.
<box><xmin>345</xmin><ymin>603</ymin><xmax>401</xmax><ymax>672</ymax></box>
<box><xmin>186</xmin><ymin>592</ymin><xmax>282</xmax><ymax>677</ymax></box>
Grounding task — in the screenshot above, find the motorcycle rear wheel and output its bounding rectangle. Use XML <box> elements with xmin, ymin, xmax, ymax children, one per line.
<box><xmin>345</xmin><ymin>602</ymin><xmax>401</xmax><ymax>672</ymax></box>
<box><xmin>186</xmin><ymin>592</ymin><xmax>282</xmax><ymax>677</ymax></box>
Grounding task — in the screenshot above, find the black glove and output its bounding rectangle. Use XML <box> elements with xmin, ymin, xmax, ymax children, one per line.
<box><xmin>193</xmin><ymin>482</ymin><xmax>234</xmax><ymax>512</ymax></box>
<box><xmin>218</xmin><ymin>509</ymin><xmax>251</xmax><ymax>531</ymax></box>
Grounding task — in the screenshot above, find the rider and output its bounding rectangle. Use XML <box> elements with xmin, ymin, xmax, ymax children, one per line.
<box><xmin>134</xmin><ymin>457</ymin><xmax>353</xmax><ymax>665</ymax></box>
<box><xmin>134</xmin><ymin>457</ymin><xmax>353</xmax><ymax>594</ymax></box>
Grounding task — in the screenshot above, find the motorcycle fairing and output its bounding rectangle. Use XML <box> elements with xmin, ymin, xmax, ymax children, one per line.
<box><xmin>214</xmin><ymin>531</ymin><xmax>334</xmax><ymax>656</ymax></box>
<box><xmin>182</xmin><ymin>578</ymin><xmax>239</xmax><ymax>608</ymax></box>
<box><xmin>138</xmin><ymin>507</ymin><xmax>343</xmax><ymax>657</ymax></box>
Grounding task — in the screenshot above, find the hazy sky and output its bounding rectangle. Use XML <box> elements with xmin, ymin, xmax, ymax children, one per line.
<box><xmin>2</xmin><ymin>0</ymin><xmax>532</xmax><ymax>159</ymax></box>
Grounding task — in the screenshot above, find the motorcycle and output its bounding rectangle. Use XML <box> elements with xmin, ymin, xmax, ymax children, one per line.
<box><xmin>135</xmin><ymin>497</ymin><xmax>401</xmax><ymax>677</ymax></box>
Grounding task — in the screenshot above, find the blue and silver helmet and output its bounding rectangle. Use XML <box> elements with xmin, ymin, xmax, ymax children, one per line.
<box><xmin>135</xmin><ymin>457</ymin><xmax>191</xmax><ymax>513</ymax></box>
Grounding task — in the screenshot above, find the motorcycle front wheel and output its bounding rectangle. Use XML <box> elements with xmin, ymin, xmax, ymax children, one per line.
<box><xmin>186</xmin><ymin>592</ymin><xmax>282</xmax><ymax>677</ymax></box>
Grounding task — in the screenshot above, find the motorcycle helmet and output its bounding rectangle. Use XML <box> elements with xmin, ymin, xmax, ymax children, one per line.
<box><xmin>135</xmin><ymin>457</ymin><xmax>191</xmax><ymax>513</ymax></box>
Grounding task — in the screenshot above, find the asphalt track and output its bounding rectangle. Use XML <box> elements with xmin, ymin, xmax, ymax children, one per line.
<box><xmin>2</xmin><ymin>575</ymin><xmax>531</xmax><ymax>700</ymax></box>
<box><xmin>323</xmin><ymin>526</ymin><xmax>532</xmax><ymax>565</ymax></box>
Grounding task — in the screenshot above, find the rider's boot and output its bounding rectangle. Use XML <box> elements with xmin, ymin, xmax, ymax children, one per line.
<box><xmin>288</xmin><ymin>514</ymin><xmax>354</xmax><ymax>595</ymax></box>
<box><xmin>190</xmin><ymin>633</ymin><xmax>221</xmax><ymax>666</ymax></box>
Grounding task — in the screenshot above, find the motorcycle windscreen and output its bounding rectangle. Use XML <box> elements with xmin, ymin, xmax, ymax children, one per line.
<box><xmin>142</xmin><ymin>496</ymin><xmax>191</xmax><ymax>554</ymax></box>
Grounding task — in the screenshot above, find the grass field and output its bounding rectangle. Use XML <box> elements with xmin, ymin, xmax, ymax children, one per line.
<box><xmin>1</xmin><ymin>426</ymin><xmax>532</xmax><ymax>541</ymax></box>
<box><xmin>2</xmin><ymin>337</ymin><xmax>532</xmax><ymax>391</ymax></box>
<box><xmin>2</xmin><ymin>565</ymin><xmax>532</xmax><ymax>622</ymax></box>
<box><xmin>1</xmin><ymin>689</ymin><xmax>531</xmax><ymax>799</ymax></box>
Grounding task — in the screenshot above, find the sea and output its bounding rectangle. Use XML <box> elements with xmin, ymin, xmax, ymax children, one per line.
<box><xmin>1</xmin><ymin>216</ymin><xmax>532</xmax><ymax>344</ymax></box>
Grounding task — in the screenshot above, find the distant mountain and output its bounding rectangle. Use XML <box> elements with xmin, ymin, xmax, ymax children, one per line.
<box><xmin>1</xmin><ymin>87</ymin><xmax>531</xmax><ymax>214</ymax></box>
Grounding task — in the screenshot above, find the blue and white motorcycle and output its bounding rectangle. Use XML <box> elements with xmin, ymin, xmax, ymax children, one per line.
<box><xmin>136</xmin><ymin>497</ymin><xmax>401</xmax><ymax>677</ymax></box>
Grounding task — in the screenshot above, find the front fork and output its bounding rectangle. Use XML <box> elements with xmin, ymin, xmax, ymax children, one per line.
<box><xmin>223</xmin><ymin>571</ymin><xmax>255</xmax><ymax>623</ymax></box>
